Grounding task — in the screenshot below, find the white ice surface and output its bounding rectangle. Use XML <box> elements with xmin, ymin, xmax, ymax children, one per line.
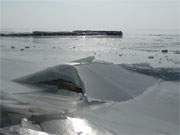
<box><xmin>0</xmin><ymin>34</ymin><xmax>179</xmax><ymax>135</ymax></box>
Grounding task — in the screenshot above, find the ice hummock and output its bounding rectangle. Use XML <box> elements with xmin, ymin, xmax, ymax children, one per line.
<box><xmin>14</xmin><ymin>65</ymin><xmax>85</xmax><ymax>94</ymax></box>
<box><xmin>13</xmin><ymin>61</ymin><xmax>158</xmax><ymax>102</ymax></box>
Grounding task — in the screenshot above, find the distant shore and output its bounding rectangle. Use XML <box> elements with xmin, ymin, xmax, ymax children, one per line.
<box><xmin>0</xmin><ymin>30</ymin><xmax>123</xmax><ymax>37</ymax></box>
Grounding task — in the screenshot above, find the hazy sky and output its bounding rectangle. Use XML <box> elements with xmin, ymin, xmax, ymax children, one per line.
<box><xmin>0</xmin><ymin>0</ymin><xmax>179</xmax><ymax>32</ymax></box>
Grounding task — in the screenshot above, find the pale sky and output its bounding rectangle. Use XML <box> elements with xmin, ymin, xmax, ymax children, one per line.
<box><xmin>0</xmin><ymin>0</ymin><xmax>179</xmax><ymax>32</ymax></box>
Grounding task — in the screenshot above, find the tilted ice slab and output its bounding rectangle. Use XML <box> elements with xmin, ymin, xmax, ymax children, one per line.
<box><xmin>14</xmin><ymin>61</ymin><xmax>157</xmax><ymax>102</ymax></box>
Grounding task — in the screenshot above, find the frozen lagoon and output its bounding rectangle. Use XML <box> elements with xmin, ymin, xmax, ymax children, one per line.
<box><xmin>0</xmin><ymin>31</ymin><xmax>179</xmax><ymax>134</ymax></box>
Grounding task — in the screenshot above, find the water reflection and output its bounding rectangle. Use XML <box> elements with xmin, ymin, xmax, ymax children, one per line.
<box><xmin>82</xmin><ymin>35</ymin><xmax>86</xmax><ymax>39</ymax></box>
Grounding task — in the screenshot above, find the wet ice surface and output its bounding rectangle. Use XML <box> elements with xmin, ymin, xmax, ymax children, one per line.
<box><xmin>0</xmin><ymin>30</ymin><xmax>179</xmax><ymax>135</ymax></box>
<box><xmin>1</xmin><ymin>30</ymin><xmax>179</xmax><ymax>68</ymax></box>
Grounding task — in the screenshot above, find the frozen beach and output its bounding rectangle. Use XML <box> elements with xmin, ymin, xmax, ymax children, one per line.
<box><xmin>0</xmin><ymin>30</ymin><xmax>179</xmax><ymax>135</ymax></box>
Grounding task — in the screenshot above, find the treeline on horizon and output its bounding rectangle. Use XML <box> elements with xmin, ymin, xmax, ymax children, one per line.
<box><xmin>0</xmin><ymin>30</ymin><xmax>123</xmax><ymax>37</ymax></box>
